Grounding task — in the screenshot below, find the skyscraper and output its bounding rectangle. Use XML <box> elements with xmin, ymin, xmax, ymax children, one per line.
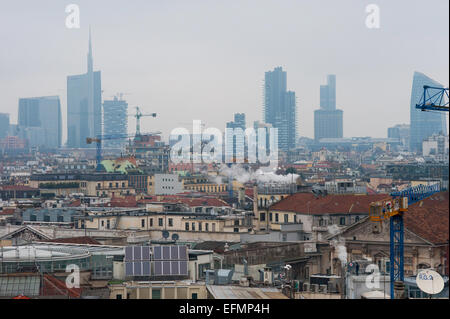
<box><xmin>17</xmin><ymin>96</ymin><xmax>62</xmax><ymax>148</ymax></box>
<box><xmin>264</xmin><ymin>67</ymin><xmax>297</xmax><ymax>152</ymax></box>
<box><xmin>0</xmin><ymin>113</ymin><xmax>9</xmax><ymax>139</ymax></box>
<box><xmin>67</xmin><ymin>29</ymin><xmax>102</xmax><ymax>148</ymax></box>
<box><xmin>314</xmin><ymin>75</ymin><xmax>343</xmax><ymax>141</ymax></box>
<box><xmin>103</xmin><ymin>96</ymin><xmax>128</xmax><ymax>148</ymax></box>
<box><xmin>409</xmin><ymin>71</ymin><xmax>447</xmax><ymax>153</ymax></box>
<box><xmin>225</xmin><ymin>113</ymin><xmax>246</xmax><ymax>162</ymax></box>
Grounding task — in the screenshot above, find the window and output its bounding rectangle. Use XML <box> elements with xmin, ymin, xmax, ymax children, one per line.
<box><xmin>284</xmin><ymin>214</ymin><xmax>288</xmax><ymax>223</ymax></box>
<box><xmin>234</xmin><ymin>228</ymin><xmax>239</xmax><ymax>233</ymax></box>
<box><xmin>269</xmin><ymin>213</ymin><xmax>273</xmax><ymax>221</ymax></box>
<box><xmin>339</xmin><ymin>217</ymin><xmax>345</xmax><ymax>225</ymax></box>
<box><xmin>109</xmin><ymin>183</ymin><xmax>113</xmax><ymax>188</ymax></box>
<box><xmin>116</xmin><ymin>294</ymin><xmax>122</xmax><ymax>299</ymax></box>
<box><xmin>212</xmin><ymin>223</ymin><xmax>216</xmax><ymax>232</ymax></box>
<box><xmin>192</xmin><ymin>223</ymin><xmax>195</xmax><ymax>231</ymax></box>
<box><xmin>185</xmin><ymin>222</ymin><xmax>189</xmax><ymax>231</ymax></box>
<box><xmin>158</xmin><ymin>218</ymin><xmax>163</xmax><ymax>226</ymax></box>
<box><xmin>199</xmin><ymin>222</ymin><xmax>202</xmax><ymax>231</ymax></box>
<box><xmin>152</xmin><ymin>289</ymin><xmax>161</xmax><ymax>299</ymax></box>
<box><xmin>191</xmin><ymin>293</ymin><xmax>198</xmax><ymax>299</ymax></box>
<box><xmin>355</xmin><ymin>216</ymin><xmax>360</xmax><ymax>223</ymax></box>
<box><xmin>115</xmin><ymin>183</ymin><xmax>119</xmax><ymax>188</ymax></box>
<box><xmin>141</xmin><ymin>219</ymin><xmax>145</xmax><ymax>228</ymax></box>
<box><xmin>101</xmin><ymin>220</ymin><xmax>104</xmax><ymax>227</ymax></box>
<box><xmin>150</xmin><ymin>218</ymin><xmax>153</xmax><ymax>227</ymax></box>
<box><xmin>168</xmin><ymin>218</ymin><xmax>173</xmax><ymax>227</ymax></box>
<box><xmin>205</xmin><ymin>223</ymin><xmax>209</xmax><ymax>231</ymax></box>
<box><xmin>260</xmin><ymin>213</ymin><xmax>266</xmax><ymax>221</ymax></box>
<box><xmin>234</xmin><ymin>220</ymin><xmax>239</xmax><ymax>226</ymax></box>
<box><xmin>275</xmin><ymin>213</ymin><xmax>279</xmax><ymax>222</ymax></box>
<box><xmin>122</xmin><ymin>182</ymin><xmax>125</xmax><ymax>187</ymax></box>
<box><xmin>106</xmin><ymin>220</ymin><xmax>110</xmax><ymax>229</ymax></box>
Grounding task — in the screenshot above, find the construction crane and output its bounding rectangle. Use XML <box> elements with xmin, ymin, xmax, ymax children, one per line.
<box><xmin>129</xmin><ymin>106</ymin><xmax>157</xmax><ymax>136</ymax></box>
<box><xmin>369</xmin><ymin>183</ymin><xmax>441</xmax><ymax>299</ymax></box>
<box><xmin>86</xmin><ymin>133</ymin><xmax>136</xmax><ymax>172</ymax></box>
<box><xmin>416</xmin><ymin>85</ymin><xmax>449</xmax><ymax>112</ymax></box>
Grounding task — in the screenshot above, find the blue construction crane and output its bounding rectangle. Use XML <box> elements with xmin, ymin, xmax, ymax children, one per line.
<box><xmin>86</xmin><ymin>134</ymin><xmax>136</xmax><ymax>171</ymax></box>
<box><xmin>369</xmin><ymin>183</ymin><xmax>441</xmax><ymax>299</ymax></box>
<box><xmin>415</xmin><ymin>85</ymin><xmax>449</xmax><ymax>112</ymax></box>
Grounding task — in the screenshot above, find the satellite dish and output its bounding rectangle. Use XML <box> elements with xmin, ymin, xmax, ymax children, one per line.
<box><xmin>172</xmin><ymin>233</ymin><xmax>179</xmax><ymax>241</ymax></box>
<box><xmin>416</xmin><ymin>269</ymin><xmax>445</xmax><ymax>295</ymax></box>
<box><xmin>162</xmin><ymin>230</ymin><xmax>169</xmax><ymax>239</ymax></box>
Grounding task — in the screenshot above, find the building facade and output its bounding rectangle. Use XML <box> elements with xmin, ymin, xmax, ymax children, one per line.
<box><xmin>409</xmin><ymin>71</ymin><xmax>447</xmax><ymax>153</ymax></box>
<box><xmin>264</xmin><ymin>67</ymin><xmax>297</xmax><ymax>152</ymax></box>
<box><xmin>314</xmin><ymin>75</ymin><xmax>344</xmax><ymax>141</ymax></box>
<box><xmin>17</xmin><ymin>96</ymin><xmax>62</xmax><ymax>148</ymax></box>
<box><xmin>103</xmin><ymin>97</ymin><xmax>128</xmax><ymax>148</ymax></box>
<box><xmin>67</xmin><ymin>31</ymin><xmax>102</xmax><ymax>148</ymax></box>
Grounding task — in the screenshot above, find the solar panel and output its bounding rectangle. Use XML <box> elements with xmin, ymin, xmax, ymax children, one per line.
<box><xmin>163</xmin><ymin>246</ymin><xmax>170</xmax><ymax>260</ymax></box>
<box><xmin>143</xmin><ymin>261</ymin><xmax>151</xmax><ymax>276</ymax></box>
<box><xmin>142</xmin><ymin>246</ymin><xmax>151</xmax><ymax>260</ymax></box>
<box><xmin>125</xmin><ymin>246</ymin><xmax>133</xmax><ymax>261</ymax></box>
<box><xmin>154</xmin><ymin>261</ymin><xmax>162</xmax><ymax>275</ymax></box>
<box><xmin>179</xmin><ymin>246</ymin><xmax>187</xmax><ymax>259</ymax></box>
<box><xmin>171</xmin><ymin>261</ymin><xmax>179</xmax><ymax>275</ymax></box>
<box><xmin>134</xmin><ymin>246</ymin><xmax>142</xmax><ymax>260</ymax></box>
<box><xmin>179</xmin><ymin>261</ymin><xmax>188</xmax><ymax>275</ymax></box>
<box><xmin>125</xmin><ymin>245</ymin><xmax>189</xmax><ymax>278</ymax></box>
<box><xmin>171</xmin><ymin>246</ymin><xmax>179</xmax><ymax>259</ymax></box>
<box><xmin>133</xmin><ymin>262</ymin><xmax>142</xmax><ymax>276</ymax></box>
<box><xmin>163</xmin><ymin>261</ymin><xmax>171</xmax><ymax>275</ymax></box>
<box><xmin>154</xmin><ymin>246</ymin><xmax>162</xmax><ymax>260</ymax></box>
<box><xmin>125</xmin><ymin>261</ymin><xmax>134</xmax><ymax>276</ymax></box>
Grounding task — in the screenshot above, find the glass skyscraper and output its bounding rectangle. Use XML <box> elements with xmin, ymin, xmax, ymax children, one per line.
<box><xmin>264</xmin><ymin>67</ymin><xmax>297</xmax><ymax>152</ymax></box>
<box><xmin>409</xmin><ymin>71</ymin><xmax>447</xmax><ymax>153</ymax></box>
<box><xmin>314</xmin><ymin>75</ymin><xmax>343</xmax><ymax>141</ymax></box>
<box><xmin>0</xmin><ymin>113</ymin><xmax>9</xmax><ymax>140</ymax></box>
<box><xmin>17</xmin><ymin>96</ymin><xmax>62</xmax><ymax>148</ymax></box>
<box><xmin>67</xmin><ymin>30</ymin><xmax>102</xmax><ymax>148</ymax></box>
<box><xmin>103</xmin><ymin>97</ymin><xmax>128</xmax><ymax>148</ymax></box>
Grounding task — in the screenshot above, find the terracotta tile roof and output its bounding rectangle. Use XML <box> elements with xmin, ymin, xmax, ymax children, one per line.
<box><xmin>0</xmin><ymin>209</ymin><xmax>15</xmax><ymax>216</ymax></box>
<box><xmin>68</xmin><ymin>199</ymin><xmax>81</xmax><ymax>207</ymax></box>
<box><xmin>42</xmin><ymin>236</ymin><xmax>102</xmax><ymax>245</ymax></box>
<box><xmin>107</xmin><ymin>195</ymin><xmax>137</xmax><ymax>207</ymax></box>
<box><xmin>404</xmin><ymin>192</ymin><xmax>449</xmax><ymax>245</ymax></box>
<box><xmin>269</xmin><ymin>193</ymin><xmax>388</xmax><ymax>215</ymax></box>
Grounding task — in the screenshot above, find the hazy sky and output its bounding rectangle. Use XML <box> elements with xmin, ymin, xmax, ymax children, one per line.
<box><xmin>0</xmin><ymin>0</ymin><xmax>448</xmax><ymax>144</ymax></box>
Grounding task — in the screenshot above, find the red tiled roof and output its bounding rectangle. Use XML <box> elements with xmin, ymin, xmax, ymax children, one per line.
<box><xmin>404</xmin><ymin>192</ymin><xmax>449</xmax><ymax>245</ymax></box>
<box><xmin>0</xmin><ymin>209</ymin><xmax>15</xmax><ymax>216</ymax></box>
<box><xmin>68</xmin><ymin>199</ymin><xmax>81</xmax><ymax>207</ymax></box>
<box><xmin>269</xmin><ymin>193</ymin><xmax>388</xmax><ymax>215</ymax></box>
<box><xmin>108</xmin><ymin>195</ymin><xmax>137</xmax><ymax>207</ymax></box>
<box><xmin>42</xmin><ymin>236</ymin><xmax>102</xmax><ymax>245</ymax></box>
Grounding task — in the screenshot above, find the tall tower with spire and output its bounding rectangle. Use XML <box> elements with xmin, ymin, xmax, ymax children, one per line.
<box><xmin>67</xmin><ymin>29</ymin><xmax>102</xmax><ymax>148</ymax></box>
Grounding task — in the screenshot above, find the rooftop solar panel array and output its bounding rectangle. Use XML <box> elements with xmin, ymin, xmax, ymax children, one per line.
<box><xmin>124</xmin><ymin>245</ymin><xmax>188</xmax><ymax>277</ymax></box>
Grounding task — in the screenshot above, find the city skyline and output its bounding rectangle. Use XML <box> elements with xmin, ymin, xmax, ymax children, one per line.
<box><xmin>0</xmin><ymin>0</ymin><xmax>448</xmax><ymax>144</ymax></box>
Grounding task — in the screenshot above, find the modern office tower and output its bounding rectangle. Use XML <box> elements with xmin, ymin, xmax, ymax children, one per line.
<box><xmin>103</xmin><ymin>96</ymin><xmax>128</xmax><ymax>148</ymax></box>
<box><xmin>388</xmin><ymin>124</ymin><xmax>410</xmax><ymax>148</ymax></box>
<box><xmin>0</xmin><ymin>113</ymin><xmax>9</xmax><ymax>139</ymax></box>
<box><xmin>67</xmin><ymin>30</ymin><xmax>102</xmax><ymax>148</ymax></box>
<box><xmin>409</xmin><ymin>71</ymin><xmax>447</xmax><ymax>153</ymax></box>
<box><xmin>314</xmin><ymin>75</ymin><xmax>344</xmax><ymax>141</ymax></box>
<box><xmin>264</xmin><ymin>67</ymin><xmax>297</xmax><ymax>152</ymax></box>
<box><xmin>17</xmin><ymin>96</ymin><xmax>62</xmax><ymax>148</ymax></box>
<box><xmin>226</xmin><ymin>113</ymin><xmax>247</xmax><ymax>162</ymax></box>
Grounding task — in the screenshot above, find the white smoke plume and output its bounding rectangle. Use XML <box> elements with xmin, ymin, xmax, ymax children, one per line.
<box><xmin>211</xmin><ymin>164</ymin><xmax>299</xmax><ymax>185</ymax></box>
<box><xmin>328</xmin><ymin>225</ymin><xmax>347</xmax><ymax>265</ymax></box>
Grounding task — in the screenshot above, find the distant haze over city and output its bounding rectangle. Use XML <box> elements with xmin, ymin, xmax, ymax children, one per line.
<box><xmin>0</xmin><ymin>0</ymin><xmax>448</xmax><ymax>144</ymax></box>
